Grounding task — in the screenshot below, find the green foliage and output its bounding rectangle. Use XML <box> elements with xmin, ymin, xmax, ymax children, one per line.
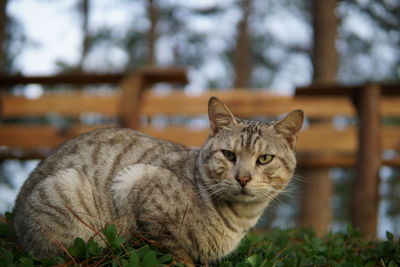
<box><xmin>0</xmin><ymin>214</ymin><xmax>399</xmax><ymax>267</ymax></box>
<box><xmin>220</xmin><ymin>228</ymin><xmax>400</xmax><ymax>267</ymax></box>
<box><xmin>0</xmin><ymin>217</ymin><xmax>174</xmax><ymax>267</ymax></box>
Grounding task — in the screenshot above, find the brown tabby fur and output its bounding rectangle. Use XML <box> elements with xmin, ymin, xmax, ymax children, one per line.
<box><xmin>13</xmin><ymin>97</ymin><xmax>303</xmax><ymax>265</ymax></box>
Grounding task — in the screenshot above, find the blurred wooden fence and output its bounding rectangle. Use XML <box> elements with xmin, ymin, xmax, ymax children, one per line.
<box><xmin>1</xmin><ymin>67</ymin><xmax>400</xmax><ymax>238</ymax></box>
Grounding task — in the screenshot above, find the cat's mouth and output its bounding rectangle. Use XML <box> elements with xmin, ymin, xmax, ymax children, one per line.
<box><xmin>238</xmin><ymin>188</ymin><xmax>254</xmax><ymax>197</ymax></box>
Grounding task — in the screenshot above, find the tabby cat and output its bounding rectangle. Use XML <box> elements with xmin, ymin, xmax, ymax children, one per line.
<box><xmin>13</xmin><ymin>97</ymin><xmax>303</xmax><ymax>265</ymax></box>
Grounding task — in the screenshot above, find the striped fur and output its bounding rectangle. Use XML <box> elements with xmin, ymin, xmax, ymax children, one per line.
<box><xmin>13</xmin><ymin>97</ymin><xmax>303</xmax><ymax>265</ymax></box>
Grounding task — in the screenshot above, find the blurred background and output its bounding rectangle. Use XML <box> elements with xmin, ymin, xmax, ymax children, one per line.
<box><xmin>0</xmin><ymin>0</ymin><xmax>399</xmax><ymax>239</ymax></box>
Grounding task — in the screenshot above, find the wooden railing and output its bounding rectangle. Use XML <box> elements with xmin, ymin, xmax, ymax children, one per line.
<box><xmin>2</xmin><ymin>88</ymin><xmax>400</xmax><ymax>166</ymax></box>
<box><xmin>297</xmin><ymin>83</ymin><xmax>400</xmax><ymax>238</ymax></box>
<box><xmin>0</xmin><ymin>67</ymin><xmax>188</xmax><ymax>158</ymax></box>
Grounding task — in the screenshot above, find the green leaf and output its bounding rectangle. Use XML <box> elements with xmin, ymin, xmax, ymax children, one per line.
<box><xmin>388</xmin><ymin>260</ymin><xmax>397</xmax><ymax>267</ymax></box>
<box><xmin>141</xmin><ymin>251</ymin><xmax>158</xmax><ymax>267</ymax></box>
<box><xmin>111</xmin><ymin>236</ymin><xmax>126</xmax><ymax>249</ymax></box>
<box><xmin>87</xmin><ymin>239</ymin><xmax>102</xmax><ymax>256</ymax></box>
<box><xmin>68</xmin><ymin>237</ymin><xmax>87</xmax><ymax>258</ymax></box>
<box><xmin>136</xmin><ymin>245</ymin><xmax>151</xmax><ymax>256</ymax></box>
<box><xmin>246</xmin><ymin>233</ymin><xmax>262</xmax><ymax>243</ymax></box>
<box><xmin>127</xmin><ymin>251</ymin><xmax>140</xmax><ymax>266</ymax></box>
<box><xmin>246</xmin><ymin>254</ymin><xmax>260</xmax><ymax>267</ymax></box>
<box><xmin>386</xmin><ymin>231</ymin><xmax>394</xmax><ymax>242</ymax></box>
<box><xmin>346</xmin><ymin>224</ymin><xmax>355</xmax><ymax>235</ymax></box>
<box><xmin>0</xmin><ymin>223</ymin><xmax>10</xmax><ymax>238</ymax></box>
<box><xmin>41</xmin><ymin>256</ymin><xmax>65</xmax><ymax>267</ymax></box>
<box><xmin>260</xmin><ymin>259</ymin><xmax>273</xmax><ymax>267</ymax></box>
<box><xmin>102</xmin><ymin>224</ymin><xmax>118</xmax><ymax>242</ymax></box>
<box><xmin>0</xmin><ymin>248</ymin><xmax>14</xmax><ymax>265</ymax></box>
<box><xmin>363</xmin><ymin>261</ymin><xmax>376</xmax><ymax>267</ymax></box>
<box><xmin>5</xmin><ymin>212</ymin><xmax>13</xmax><ymax>223</ymax></box>
<box><xmin>157</xmin><ymin>253</ymin><xmax>172</xmax><ymax>264</ymax></box>
<box><xmin>18</xmin><ymin>257</ymin><xmax>34</xmax><ymax>267</ymax></box>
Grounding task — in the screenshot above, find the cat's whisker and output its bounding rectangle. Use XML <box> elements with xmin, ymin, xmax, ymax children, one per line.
<box><xmin>268</xmin><ymin>195</ymin><xmax>286</xmax><ymax>207</ymax></box>
<box><xmin>195</xmin><ymin>184</ymin><xmax>226</xmax><ymax>199</ymax></box>
<box><xmin>276</xmin><ymin>192</ymin><xmax>296</xmax><ymax>198</ymax></box>
<box><xmin>268</xmin><ymin>188</ymin><xmax>297</xmax><ymax>199</ymax></box>
<box><xmin>263</xmin><ymin>193</ymin><xmax>283</xmax><ymax>205</ymax></box>
<box><xmin>292</xmin><ymin>174</ymin><xmax>309</xmax><ymax>183</ymax></box>
<box><xmin>196</xmin><ymin>183</ymin><xmax>224</xmax><ymax>192</ymax></box>
<box><xmin>278</xmin><ymin>184</ymin><xmax>301</xmax><ymax>198</ymax></box>
<box><xmin>207</xmin><ymin>187</ymin><xmax>227</xmax><ymax>198</ymax></box>
<box><xmin>280</xmin><ymin>190</ymin><xmax>299</xmax><ymax>198</ymax></box>
<box><xmin>271</xmin><ymin>186</ymin><xmax>295</xmax><ymax>194</ymax></box>
<box><xmin>251</xmin><ymin>185</ymin><xmax>293</xmax><ymax>201</ymax></box>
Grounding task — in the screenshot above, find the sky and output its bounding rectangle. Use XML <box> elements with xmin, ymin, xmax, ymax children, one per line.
<box><xmin>7</xmin><ymin>0</ymin><xmax>315</xmax><ymax>95</ymax></box>
<box><xmin>8</xmin><ymin>0</ymin><xmax>399</xmax><ymax>87</ymax></box>
<box><xmin>9</xmin><ymin>1</ymin><xmax>81</xmax><ymax>74</ymax></box>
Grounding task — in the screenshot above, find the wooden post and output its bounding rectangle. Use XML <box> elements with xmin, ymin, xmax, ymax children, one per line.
<box><xmin>298</xmin><ymin>168</ymin><xmax>333</xmax><ymax>235</ymax></box>
<box><xmin>119</xmin><ymin>67</ymin><xmax>188</xmax><ymax>129</ymax></box>
<box><xmin>120</xmin><ymin>73</ymin><xmax>145</xmax><ymax>129</ymax></box>
<box><xmin>351</xmin><ymin>84</ymin><xmax>381</xmax><ymax>239</ymax></box>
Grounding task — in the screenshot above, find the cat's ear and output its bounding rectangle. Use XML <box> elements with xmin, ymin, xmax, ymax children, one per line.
<box><xmin>274</xmin><ymin>110</ymin><xmax>304</xmax><ymax>148</ymax></box>
<box><xmin>208</xmin><ymin>97</ymin><xmax>237</xmax><ymax>135</ymax></box>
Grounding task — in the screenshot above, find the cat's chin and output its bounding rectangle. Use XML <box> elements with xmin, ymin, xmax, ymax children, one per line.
<box><xmin>221</xmin><ymin>189</ymin><xmax>267</xmax><ymax>203</ymax></box>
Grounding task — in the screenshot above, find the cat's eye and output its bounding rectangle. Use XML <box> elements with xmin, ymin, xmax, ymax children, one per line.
<box><xmin>221</xmin><ymin>150</ymin><xmax>236</xmax><ymax>162</ymax></box>
<box><xmin>257</xmin><ymin>154</ymin><xmax>274</xmax><ymax>165</ymax></box>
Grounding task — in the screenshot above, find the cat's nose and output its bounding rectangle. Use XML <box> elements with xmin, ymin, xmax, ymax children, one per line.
<box><xmin>236</xmin><ymin>176</ymin><xmax>251</xmax><ymax>187</ymax></box>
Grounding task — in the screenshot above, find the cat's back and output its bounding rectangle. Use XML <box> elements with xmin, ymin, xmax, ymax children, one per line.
<box><xmin>15</xmin><ymin>127</ymin><xmax>188</xmax><ymax>208</ymax></box>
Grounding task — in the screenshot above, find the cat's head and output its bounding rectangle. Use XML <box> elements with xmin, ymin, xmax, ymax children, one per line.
<box><xmin>199</xmin><ymin>97</ymin><xmax>303</xmax><ymax>203</ymax></box>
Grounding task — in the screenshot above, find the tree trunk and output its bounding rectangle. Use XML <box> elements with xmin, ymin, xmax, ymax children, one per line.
<box><xmin>147</xmin><ymin>0</ymin><xmax>158</xmax><ymax>66</ymax></box>
<box><xmin>233</xmin><ymin>0</ymin><xmax>252</xmax><ymax>89</ymax></box>
<box><xmin>298</xmin><ymin>0</ymin><xmax>338</xmax><ymax>236</ymax></box>
<box><xmin>78</xmin><ymin>0</ymin><xmax>90</xmax><ymax>71</ymax></box>
<box><xmin>312</xmin><ymin>0</ymin><xmax>338</xmax><ymax>83</ymax></box>
<box><xmin>0</xmin><ymin>0</ymin><xmax>8</xmax><ymax>72</ymax></box>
